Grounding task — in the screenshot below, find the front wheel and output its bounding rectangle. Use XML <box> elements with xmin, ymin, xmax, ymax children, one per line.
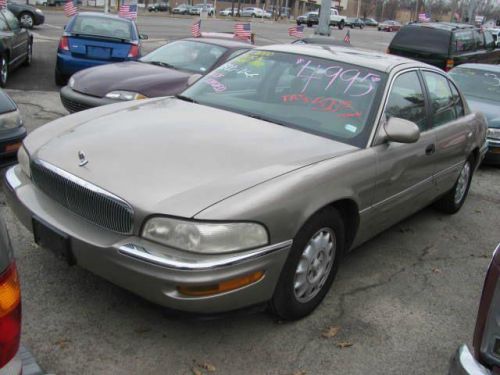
<box><xmin>433</xmin><ymin>157</ymin><xmax>474</xmax><ymax>214</ymax></box>
<box><xmin>54</xmin><ymin>68</ymin><xmax>66</xmax><ymax>86</ymax></box>
<box><xmin>23</xmin><ymin>41</ymin><xmax>32</xmax><ymax>66</ymax></box>
<box><xmin>0</xmin><ymin>56</ymin><xmax>8</xmax><ymax>88</ymax></box>
<box><xmin>270</xmin><ymin>207</ymin><xmax>345</xmax><ymax>320</ymax></box>
<box><xmin>19</xmin><ymin>12</ymin><xmax>34</xmax><ymax>29</ymax></box>
<box><xmin>338</xmin><ymin>20</ymin><xmax>344</xmax><ymax>29</ymax></box>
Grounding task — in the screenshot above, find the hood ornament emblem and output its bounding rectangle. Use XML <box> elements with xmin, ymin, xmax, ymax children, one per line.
<box><xmin>78</xmin><ymin>151</ymin><xmax>88</xmax><ymax>167</ymax></box>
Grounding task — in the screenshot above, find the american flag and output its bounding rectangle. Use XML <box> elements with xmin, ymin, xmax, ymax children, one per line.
<box><xmin>234</xmin><ymin>22</ymin><xmax>251</xmax><ymax>41</ymax></box>
<box><xmin>119</xmin><ymin>3</ymin><xmax>138</xmax><ymax>20</ymax></box>
<box><xmin>0</xmin><ymin>0</ymin><xmax>6</xmax><ymax>9</ymax></box>
<box><xmin>288</xmin><ymin>25</ymin><xmax>304</xmax><ymax>38</ymax></box>
<box><xmin>191</xmin><ymin>19</ymin><xmax>201</xmax><ymax>37</ymax></box>
<box><xmin>343</xmin><ymin>29</ymin><xmax>350</xmax><ymax>44</ymax></box>
<box><xmin>418</xmin><ymin>13</ymin><xmax>430</xmax><ymax>22</ymax></box>
<box><xmin>64</xmin><ymin>0</ymin><xmax>78</xmax><ymax>17</ymax></box>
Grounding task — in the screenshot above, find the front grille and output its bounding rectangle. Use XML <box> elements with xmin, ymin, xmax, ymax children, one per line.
<box><xmin>60</xmin><ymin>94</ymin><xmax>94</xmax><ymax>113</ymax></box>
<box><xmin>31</xmin><ymin>160</ymin><xmax>134</xmax><ymax>234</ymax></box>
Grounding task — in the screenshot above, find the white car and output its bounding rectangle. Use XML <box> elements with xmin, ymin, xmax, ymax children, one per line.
<box><xmin>220</xmin><ymin>7</ymin><xmax>236</xmax><ymax>16</ymax></box>
<box><xmin>329</xmin><ymin>8</ymin><xmax>347</xmax><ymax>29</ymax></box>
<box><xmin>35</xmin><ymin>0</ymin><xmax>47</xmax><ymax>5</ymax></box>
<box><xmin>240</xmin><ymin>7</ymin><xmax>266</xmax><ymax>17</ymax></box>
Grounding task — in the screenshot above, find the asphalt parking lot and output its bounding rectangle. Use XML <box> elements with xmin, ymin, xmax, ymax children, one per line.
<box><xmin>1</xmin><ymin>11</ymin><xmax>499</xmax><ymax>375</ymax></box>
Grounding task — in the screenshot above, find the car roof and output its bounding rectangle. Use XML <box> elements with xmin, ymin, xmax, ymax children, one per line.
<box><xmin>294</xmin><ymin>37</ymin><xmax>353</xmax><ymax>47</ymax></box>
<box><xmin>451</xmin><ymin>63</ymin><xmax>500</xmax><ymax>73</ymax></box>
<box><xmin>258</xmin><ymin>44</ymin><xmax>428</xmax><ymax>73</ymax></box>
<box><xmin>76</xmin><ymin>11</ymin><xmax>134</xmax><ymax>22</ymax></box>
<box><xmin>405</xmin><ymin>22</ymin><xmax>474</xmax><ymax>31</ymax></box>
<box><xmin>184</xmin><ymin>37</ymin><xmax>253</xmax><ymax>48</ymax></box>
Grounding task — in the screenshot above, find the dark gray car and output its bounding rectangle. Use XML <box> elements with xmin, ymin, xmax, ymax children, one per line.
<box><xmin>7</xmin><ymin>0</ymin><xmax>45</xmax><ymax>29</ymax></box>
<box><xmin>0</xmin><ymin>89</ymin><xmax>26</xmax><ymax>167</ymax></box>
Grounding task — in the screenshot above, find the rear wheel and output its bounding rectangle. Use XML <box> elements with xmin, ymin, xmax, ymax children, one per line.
<box><xmin>270</xmin><ymin>207</ymin><xmax>345</xmax><ymax>320</ymax></box>
<box><xmin>0</xmin><ymin>56</ymin><xmax>8</xmax><ymax>88</ymax></box>
<box><xmin>23</xmin><ymin>41</ymin><xmax>32</xmax><ymax>66</ymax></box>
<box><xmin>19</xmin><ymin>12</ymin><xmax>34</xmax><ymax>29</ymax></box>
<box><xmin>54</xmin><ymin>68</ymin><xmax>66</xmax><ymax>86</ymax></box>
<box><xmin>433</xmin><ymin>157</ymin><xmax>474</xmax><ymax>214</ymax></box>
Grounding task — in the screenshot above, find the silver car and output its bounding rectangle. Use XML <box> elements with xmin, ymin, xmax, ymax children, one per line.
<box><xmin>4</xmin><ymin>45</ymin><xmax>487</xmax><ymax>320</ymax></box>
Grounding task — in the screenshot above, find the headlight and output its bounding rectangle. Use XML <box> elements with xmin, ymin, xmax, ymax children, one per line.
<box><xmin>105</xmin><ymin>91</ymin><xmax>148</xmax><ymax>101</ymax></box>
<box><xmin>35</xmin><ymin>8</ymin><xmax>43</xmax><ymax>13</ymax></box>
<box><xmin>487</xmin><ymin>128</ymin><xmax>500</xmax><ymax>140</ymax></box>
<box><xmin>142</xmin><ymin>217</ymin><xmax>268</xmax><ymax>254</ymax></box>
<box><xmin>68</xmin><ymin>76</ymin><xmax>75</xmax><ymax>88</ymax></box>
<box><xmin>17</xmin><ymin>146</ymin><xmax>31</xmax><ymax>178</ymax></box>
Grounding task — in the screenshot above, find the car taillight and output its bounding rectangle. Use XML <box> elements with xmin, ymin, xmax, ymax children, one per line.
<box><xmin>128</xmin><ymin>44</ymin><xmax>140</xmax><ymax>58</ymax></box>
<box><xmin>58</xmin><ymin>36</ymin><xmax>69</xmax><ymax>51</ymax></box>
<box><xmin>0</xmin><ymin>262</ymin><xmax>21</xmax><ymax>369</ymax></box>
<box><xmin>445</xmin><ymin>59</ymin><xmax>454</xmax><ymax>72</ymax></box>
<box><xmin>473</xmin><ymin>245</ymin><xmax>500</xmax><ymax>369</ymax></box>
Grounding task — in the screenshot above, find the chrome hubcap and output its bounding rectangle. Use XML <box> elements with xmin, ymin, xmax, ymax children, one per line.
<box><xmin>454</xmin><ymin>161</ymin><xmax>471</xmax><ymax>204</ymax></box>
<box><xmin>1</xmin><ymin>58</ymin><xmax>7</xmax><ymax>84</ymax></box>
<box><xmin>20</xmin><ymin>14</ymin><xmax>33</xmax><ymax>27</ymax></box>
<box><xmin>294</xmin><ymin>228</ymin><xmax>335</xmax><ymax>303</ymax></box>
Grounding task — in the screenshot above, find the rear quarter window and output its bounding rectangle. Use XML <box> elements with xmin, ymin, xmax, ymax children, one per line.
<box><xmin>390</xmin><ymin>26</ymin><xmax>451</xmax><ymax>54</ymax></box>
<box><xmin>452</xmin><ymin>30</ymin><xmax>476</xmax><ymax>52</ymax></box>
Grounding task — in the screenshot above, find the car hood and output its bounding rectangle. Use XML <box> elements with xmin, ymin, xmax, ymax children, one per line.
<box><xmin>71</xmin><ymin>61</ymin><xmax>193</xmax><ymax>98</ymax></box>
<box><xmin>466</xmin><ymin>96</ymin><xmax>500</xmax><ymax>128</ymax></box>
<box><xmin>30</xmin><ymin>98</ymin><xmax>356</xmax><ymax>219</ymax></box>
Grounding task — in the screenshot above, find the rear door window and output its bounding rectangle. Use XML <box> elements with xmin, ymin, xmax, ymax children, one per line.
<box><xmin>452</xmin><ymin>30</ymin><xmax>476</xmax><ymax>52</ymax></box>
<box><xmin>473</xmin><ymin>30</ymin><xmax>485</xmax><ymax>49</ymax></box>
<box><xmin>422</xmin><ymin>71</ymin><xmax>456</xmax><ymax>127</ymax></box>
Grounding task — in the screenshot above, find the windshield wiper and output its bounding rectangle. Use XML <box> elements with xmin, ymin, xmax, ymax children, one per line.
<box><xmin>175</xmin><ymin>94</ymin><xmax>198</xmax><ymax>104</ymax></box>
<box><xmin>147</xmin><ymin>61</ymin><xmax>177</xmax><ymax>69</ymax></box>
<box><xmin>247</xmin><ymin>114</ymin><xmax>288</xmax><ymax>127</ymax></box>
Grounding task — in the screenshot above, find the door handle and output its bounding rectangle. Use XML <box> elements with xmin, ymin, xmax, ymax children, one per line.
<box><xmin>425</xmin><ymin>144</ymin><xmax>435</xmax><ymax>155</ymax></box>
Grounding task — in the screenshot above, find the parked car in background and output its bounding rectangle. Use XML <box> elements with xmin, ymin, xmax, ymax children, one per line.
<box><xmin>291</xmin><ymin>36</ymin><xmax>353</xmax><ymax>47</ymax></box>
<box><xmin>35</xmin><ymin>0</ymin><xmax>47</xmax><ymax>5</ymax></box>
<box><xmin>306</xmin><ymin>11</ymin><xmax>319</xmax><ymax>26</ymax></box>
<box><xmin>240</xmin><ymin>7</ymin><xmax>267</xmax><ymax>18</ymax></box>
<box><xmin>449</xmin><ymin>244</ymin><xmax>500</xmax><ymax>374</ymax></box>
<box><xmin>486</xmin><ymin>27</ymin><xmax>500</xmax><ymax>46</ymax></box>
<box><xmin>147</xmin><ymin>2</ymin><xmax>169</xmax><ymax>12</ymax></box>
<box><xmin>449</xmin><ymin>64</ymin><xmax>500</xmax><ymax>165</ymax></box>
<box><xmin>55</xmin><ymin>12</ymin><xmax>147</xmax><ymax>86</ymax></box>
<box><xmin>7</xmin><ymin>1</ymin><xmax>44</xmax><ymax>29</ymax></box>
<box><xmin>60</xmin><ymin>38</ymin><xmax>252</xmax><ymax>112</ymax></box>
<box><xmin>388</xmin><ymin>23</ymin><xmax>500</xmax><ymax>71</ymax></box>
<box><xmin>361</xmin><ymin>17</ymin><xmax>378</xmax><ymax>26</ymax></box>
<box><xmin>0</xmin><ymin>216</ymin><xmax>22</xmax><ymax>375</ymax></box>
<box><xmin>6</xmin><ymin>45</ymin><xmax>487</xmax><ymax>321</ymax></box>
<box><xmin>0</xmin><ymin>89</ymin><xmax>25</xmax><ymax>167</ymax></box>
<box><xmin>189</xmin><ymin>3</ymin><xmax>215</xmax><ymax>16</ymax></box>
<box><xmin>172</xmin><ymin>3</ymin><xmax>191</xmax><ymax>14</ymax></box>
<box><xmin>219</xmin><ymin>7</ymin><xmax>238</xmax><ymax>16</ymax></box>
<box><xmin>0</xmin><ymin>8</ymin><xmax>33</xmax><ymax>87</ymax></box>
<box><xmin>329</xmin><ymin>8</ymin><xmax>347</xmax><ymax>29</ymax></box>
<box><xmin>378</xmin><ymin>20</ymin><xmax>401</xmax><ymax>31</ymax></box>
<box><xmin>345</xmin><ymin>17</ymin><xmax>365</xmax><ymax>28</ymax></box>
<box><xmin>296</xmin><ymin>11</ymin><xmax>316</xmax><ymax>25</ymax></box>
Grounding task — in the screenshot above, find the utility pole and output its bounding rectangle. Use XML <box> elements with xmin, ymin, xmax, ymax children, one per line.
<box><xmin>356</xmin><ymin>0</ymin><xmax>361</xmax><ymax>18</ymax></box>
<box><xmin>467</xmin><ymin>0</ymin><xmax>476</xmax><ymax>24</ymax></box>
<box><xmin>104</xmin><ymin>0</ymin><xmax>109</xmax><ymax>13</ymax></box>
<box><xmin>315</xmin><ymin>0</ymin><xmax>331</xmax><ymax>35</ymax></box>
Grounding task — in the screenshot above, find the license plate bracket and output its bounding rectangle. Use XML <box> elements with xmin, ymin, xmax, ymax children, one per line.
<box><xmin>32</xmin><ymin>217</ymin><xmax>75</xmax><ymax>265</ymax></box>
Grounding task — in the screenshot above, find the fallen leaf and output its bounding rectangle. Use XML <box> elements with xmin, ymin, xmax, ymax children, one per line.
<box><xmin>321</xmin><ymin>326</ymin><xmax>341</xmax><ymax>338</ymax></box>
<box><xmin>198</xmin><ymin>362</ymin><xmax>216</xmax><ymax>372</ymax></box>
<box><xmin>54</xmin><ymin>338</ymin><xmax>72</xmax><ymax>349</ymax></box>
<box><xmin>475</xmin><ymin>209</ymin><xmax>481</xmax><ymax>213</ymax></box>
<box><xmin>134</xmin><ymin>327</ymin><xmax>152</xmax><ymax>334</ymax></box>
<box><xmin>292</xmin><ymin>371</ymin><xmax>306</xmax><ymax>375</ymax></box>
<box><xmin>336</xmin><ymin>341</ymin><xmax>353</xmax><ymax>348</ymax></box>
<box><xmin>432</xmin><ymin>268</ymin><xmax>441</xmax><ymax>274</ymax></box>
<box><xmin>192</xmin><ymin>367</ymin><xmax>203</xmax><ymax>375</ymax></box>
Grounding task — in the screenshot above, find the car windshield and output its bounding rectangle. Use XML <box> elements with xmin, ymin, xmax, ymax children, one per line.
<box><xmin>70</xmin><ymin>15</ymin><xmax>133</xmax><ymax>40</ymax></box>
<box><xmin>182</xmin><ymin>50</ymin><xmax>386</xmax><ymax>147</ymax></box>
<box><xmin>450</xmin><ymin>67</ymin><xmax>500</xmax><ymax>102</ymax></box>
<box><xmin>141</xmin><ymin>40</ymin><xmax>227</xmax><ymax>73</ymax></box>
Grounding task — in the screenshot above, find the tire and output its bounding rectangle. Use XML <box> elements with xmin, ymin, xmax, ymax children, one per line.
<box><xmin>433</xmin><ymin>157</ymin><xmax>474</xmax><ymax>214</ymax></box>
<box><xmin>23</xmin><ymin>41</ymin><xmax>32</xmax><ymax>67</ymax></box>
<box><xmin>307</xmin><ymin>21</ymin><xmax>312</xmax><ymax>27</ymax></box>
<box><xmin>19</xmin><ymin>12</ymin><xmax>34</xmax><ymax>29</ymax></box>
<box><xmin>270</xmin><ymin>207</ymin><xmax>345</xmax><ymax>320</ymax></box>
<box><xmin>54</xmin><ymin>68</ymin><xmax>66</xmax><ymax>86</ymax></box>
<box><xmin>360</xmin><ymin>24</ymin><xmax>364</xmax><ymax>29</ymax></box>
<box><xmin>0</xmin><ymin>56</ymin><xmax>8</xmax><ymax>88</ymax></box>
<box><xmin>338</xmin><ymin>20</ymin><xmax>344</xmax><ymax>29</ymax></box>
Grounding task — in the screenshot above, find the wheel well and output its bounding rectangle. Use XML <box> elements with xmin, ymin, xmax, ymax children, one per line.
<box><xmin>324</xmin><ymin>199</ymin><xmax>359</xmax><ymax>251</ymax></box>
<box><xmin>470</xmin><ymin>147</ymin><xmax>479</xmax><ymax>168</ymax></box>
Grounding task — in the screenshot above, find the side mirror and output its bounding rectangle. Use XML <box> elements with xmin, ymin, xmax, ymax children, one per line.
<box><xmin>139</xmin><ymin>34</ymin><xmax>148</xmax><ymax>40</ymax></box>
<box><xmin>63</xmin><ymin>24</ymin><xmax>66</xmax><ymax>30</ymax></box>
<box><xmin>384</xmin><ymin>117</ymin><xmax>420</xmax><ymax>143</ymax></box>
<box><xmin>187</xmin><ymin>74</ymin><xmax>203</xmax><ymax>86</ymax></box>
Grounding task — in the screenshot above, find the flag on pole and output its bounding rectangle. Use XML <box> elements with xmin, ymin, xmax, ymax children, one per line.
<box><xmin>343</xmin><ymin>30</ymin><xmax>350</xmax><ymax>44</ymax></box>
<box><xmin>119</xmin><ymin>2</ymin><xmax>138</xmax><ymax>20</ymax></box>
<box><xmin>0</xmin><ymin>0</ymin><xmax>6</xmax><ymax>9</ymax></box>
<box><xmin>191</xmin><ymin>19</ymin><xmax>202</xmax><ymax>37</ymax></box>
<box><xmin>64</xmin><ymin>0</ymin><xmax>78</xmax><ymax>17</ymax></box>
<box><xmin>234</xmin><ymin>22</ymin><xmax>252</xmax><ymax>41</ymax></box>
<box><xmin>288</xmin><ymin>25</ymin><xmax>304</xmax><ymax>38</ymax></box>
<box><xmin>454</xmin><ymin>12</ymin><xmax>461</xmax><ymax>21</ymax></box>
<box><xmin>418</xmin><ymin>13</ymin><xmax>430</xmax><ymax>22</ymax></box>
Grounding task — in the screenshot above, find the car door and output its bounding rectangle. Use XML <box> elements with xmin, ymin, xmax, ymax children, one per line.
<box><xmin>1</xmin><ymin>9</ymin><xmax>27</xmax><ymax>67</ymax></box>
<box><xmin>421</xmin><ymin>70</ymin><xmax>470</xmax><ymax>196</ymax></box>
<box><xmin>368</xmin><ymin>70</ymin><xmax>438</xmax><ymax>232</ymax></box>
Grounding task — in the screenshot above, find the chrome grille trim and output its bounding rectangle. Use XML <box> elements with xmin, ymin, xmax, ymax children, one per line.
<box><xmin>31</xmin><ymin>159</ymin><xmax>134</xmax><ymax>234</ymax></box>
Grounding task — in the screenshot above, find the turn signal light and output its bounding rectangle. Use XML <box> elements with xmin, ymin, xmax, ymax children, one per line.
<box><xmin>58</xmin><ymin>36</ymin><xmax>69</xmax><ymax>51</ymax></box>
<box><xmin>0</xmin><ymin>263</ymin><xmax>21</xmax><ymax>368</ymax></box>
<box><xmin>445</xmin><ymin>59</ymin><xmax>454</xmax><ymax>71</ymax></box>
<box><xmin>177</xmin><ymin>271</ymin><xmax>264</xmax><ymax>297</ymax></box>
<box><xmin>5</xmin><ymin>142</ymin><xmax>21</xmax><ymax>153</ymax></box>
<box><xmin>128</xmin><ymin>44</ymin><xmax>140</xmax><ymax>58</ymax></box>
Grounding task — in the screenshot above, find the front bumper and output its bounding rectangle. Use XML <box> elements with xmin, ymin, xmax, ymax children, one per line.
<box><xmin>484</xmin><ymin>139</ymin><xmax>500</xmax><ymax>165</ymax></box>
<box><xmin>4</xmin><ymin>165</ymin><xmax>291</xmax><ymax>313</ymax></box>
<box><xmin>0</xmin><ymin>127</ymin><xmax>27</xmax><ymax>167</ymax></box>
<box><xmin>449</xmin><ymin>345</ymin><xmax>491</xmax><ymax>375</ymax></box>
<box><xmin>60</xmin><ymin>86</ymin><xmax>117</xmax><ymax>113</ymax></box>
<box><xmin>33</xmin><ymin>12</ymin><xmax>45</xmax><ymax>25</ymax></box>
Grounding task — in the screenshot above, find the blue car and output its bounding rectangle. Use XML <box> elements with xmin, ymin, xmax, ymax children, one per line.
<box><xmin>55</xmin><ymin>12</ymin><xmax>147</xmax><ymax>86</ymax></box>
